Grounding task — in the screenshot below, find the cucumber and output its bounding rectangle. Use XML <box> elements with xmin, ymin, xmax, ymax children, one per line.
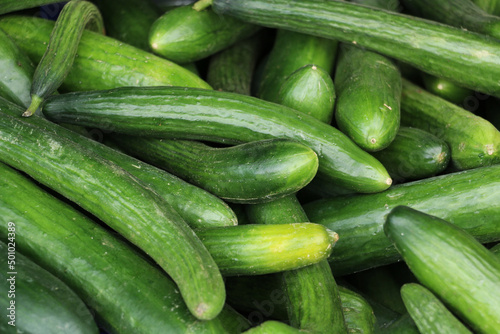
<box><xmin>277</xmin><ymin>64</ymin><xmax>335</xmax><ymax>124</ymax></box>
<box><xmin>42</xmin><ymin>86</ymin><xmax>392</xmax><ymax>193</ymax></box>
<box><xmin>350</xmin><ymin>0</ymin><xmax>401</xmax><ymax>10</ymax></box>
<box><xmin>473</xmin><ymin>0</ymin><xmax>500</xmax><ymax>15</ymax></box>
<box><xmin>0</xmin><ymin>162</ymin><xmax>229</xmax><ymax>333</ymax></box>
<box><xmin>24</xmin><ymin>0</ymin><xmax>105</xmax><ymax>117</ymax></box>
<box><xmin>0</xmin><ymin>28</ymin><xmax>35</xmax><ymax>108</ymax></box>
<box><xmin>0</xmin><ymin>16</ymin><xmax>211</xmax><ymax>92</ymax></box>
<box><xmin>384</xmin><ymin>206</ymin><xmax>500</xmax><ymax>333</ymax></box>
<box><xmin>420</xmin><ymin>72</ymin><xmax>474</xmax><ymax>106</ymax></box>
<box><xmin>334</xmin><ymin>43</ymin><xmax>401</xmax><ymax>151</ymax></box>
<box><xmin>244</xmin><ymin>321</ymin><xmax>302</xmax><ymax>334</ymax></box>
<box><xmin>378</xmin><ymin>313</ymin><xmax>420</xmax><ymax>334</ymax></box>
<box><xmin>400</xmin><ymin>283</ymin><xmax>472</xmax><ymax>334</ymax></box>
<box><xmin>401</xmin><ymin>79</ymin><xmax>500</xmax><ymax>170</ymax></box>
<box><xmin>196</xmin><ymin>223</ymin><xmax>338</xmax><ymax>276</ymax></box>
<box><xmin>149</xmin><ymin>5</ymin><xmax>260</xmax><ymax>63</ymax></box>
<box><xmin>208</xmin><ymin>0</ymin><xmax>500</xmax><ymax>98</ymax></box>
<box><xmin>338</xmin><ymin>286</ymin><xmax>377</xmax><ymax>334</ymax></box>
<box><xmin>0</xmin><ymin>108</ymin><xmax>225</xmax><ymax>320</ymax></box>
<box><xmin>218</xmin><ymin>305</ymin><xmax>252</xmax><ymax>333</ymax></box>
<box><xmin>0</xmin><ymin>240</ymin><xmax>98</xmax><ymax>334</ymax></box>
<box><xmin>371</xmin><ymin>127</ymin><xmax>450</xmax><ymax>183</ymax></box>
<box><xmin>0</xmin><ymin>0</ymin><xmax>61</xmax><ymax>14</ymax></box>
<box><xmin>491</xmin><ymin>243</ymin><xmax>500</xmax><ymax>256</ymax></box>
<box><xmin>304</xmin><ymin>164</ymin><xmax>500</xmax><ymax>275</ymax></box>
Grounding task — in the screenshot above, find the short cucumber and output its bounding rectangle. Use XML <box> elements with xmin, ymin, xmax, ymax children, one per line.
<box><xmin>0</xmin><ymin>16</ymin><xmax>211</xmax><ymax>92</ymax></box>
<box><xmin>0</xmin><ymin>240</ymin><xmax>98</xmax><ymax>334</ymax></box>
<box><xmin>42</xmin><ymin>86</ymin><xmax>392</xmax><ymax>193</ymax></box>
<box><xmin>384</xmin><ymin>206</ymin><xmax>500</xmax><ymax>333</ymax></box>
<box><xmin>420</xmin><ymin>72</ymin><xmax>474</xmax><ymax>106</ymax></box>
<box><xmin>149</xmin><ymin>5</ymin><xmax>260</xmax><ymax>63</ymax></box>
<box><xmin>334</xmin><ymin>43</ymin><xmax>402</xmax><ymax>151</ymax></box>
<box><xmin>401</xmin><ymin>79</ymin><xmax>500</xmax><ymax>170</ymax></box>
<box><xmin>0</xmin><ymin>162</ymin><xmax>229</xmax><ymax>333</ymax></box>
<box><xmin>400</xmin><ymin>283</ymin><xmax>472</xmax><ymax>334</ymax></box>
<box><xmin>371</xmin><ymin>127</ymin><xmax>450</xmax><ymax>183</ymax></box>
<box><xmin>304</xmin><ymin>164</ymin><xmax>500</xmax><ymax>275</ymax></box>
<box><xmin>0</xmin><ymin>0</ymin><xmax>61</xmax><ymax>14</ymax></box>
<box><xmin>338</xmin><ymin>286</ymin><xmax>377</xmax><ymax>334</ymax></box>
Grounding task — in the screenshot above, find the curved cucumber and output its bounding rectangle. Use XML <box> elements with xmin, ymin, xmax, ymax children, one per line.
<box><xmin>420</xmin><ymin>72</ymin><xmax>473</xmax><ymax>106</ymax></box>
<box><xmin>401</xmin><ymin>79</ymin><xmax>500</xmax><ymax>170</ymax></box>
<box><xmin>401</xmin><ymin>283</ymin><xmax>472</xmax><ymax>334</ymax></box>
<box><xmin>371</xmin><ymin>127</ymin><xmax>450</xmax><ymax>183</ymax></box>
<box><xmin>42</xmin><ymin>86</ymin><xmax>392</xmax><ymax>193</ymax></box>
<box><xmin>149</xmin><ymin>5</ymin><xmax>259</xmax><ymax>63</ymax></box>
<box><xmin>0</xmin><ymin>240</ymin><xmax>98</xmax><ymax>334</ymax></box>
<box><xmin>110</xmin><ymin>137</ymin><xmax>319</xmax><ymax>204</ymax></box>
<box><xmin>0</xmin><ymin>16</ymin><xmax>211</xmax><ymax>92</ymax></box>
<box><xmin>384</xmin><ymin>206</ymin><xmax>500</xmax><ymax>333</ymax></box>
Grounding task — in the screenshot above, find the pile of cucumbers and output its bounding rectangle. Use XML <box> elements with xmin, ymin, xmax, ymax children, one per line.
<box><xmin>0</xmin><ymin>0</ymin><xmax>499</xmax><ymax>333</ymax></box>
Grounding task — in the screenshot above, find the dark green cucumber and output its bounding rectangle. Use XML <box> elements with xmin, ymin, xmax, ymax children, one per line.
<box><xmin>400</xmin><ymin>283</ymin><xmax>472</xmax><ymax>334</ymax></box>
<box><xmin>378</xmin><ymin>313</ymin><xmax>419</xmax><ymax>334</ymax></box>
<box><xmin>25</xmin><ymin>0</ymin><xmax>105</xmax><ymax>117</ymax></box>
<box><xmin>334</xmin><ymin>43</ymin><xmax>401</xmax><ymax>151</ymax></box>
<box><xmin>401</xmin><ymin>79</ymin><xmax>500</xmax><ymax>170</ymax></box>
<box><xmin>209</xmin><ymin>0</ymin><xmax>500</xmax><ymax>98</ymax></box>
<box><xmin>338</xmin><ymin>286</ymin><xmax>377</xmax><ymax>334</ymax></box>
<box><xmin>244</xmin><ymin>321</ymin><xmax>302</xmax><ymax>334</ymax></box>
<box><xmin>350</xmin><ymin>0</ymin><xmax>401</xmax><ymax>10</ymax></box>
<box><xmin>277</xmin><ymin>64</ymin><xmax>335</xmax><ymax>124</ymax></box>
<box><xmin>42</xmin><ymin>86</ymin><xmax>392</xmax><ymax>193</ymax></box>
<box><xmin>0</xmin><ymin>0</ymin><xmax>62</xmax><ymax>14</ymax></box>
<box><xmin>149</xmin><ymin>5</ymin><xmax>260</xmax><ymax>63</ymax></box>
<box><xmin>109</xmin><ymin>137</ymin><xmax>318</xmax><ymax>204</ymax></box>
<box><xmin>0</xmin><ymin>16</ymin><xmax>211</xmax><ymax>92</ymax></box>
<box><xmin>218</xmin><ymin>305</ymin><xmax>252</xmax><ymax>333</ymax></box>
<box><xmin>0</xmin><ymin>162</ymin><xmax>229</xmax><ymax>333</ymax></box>
<box><xmin>304</xmin><ymin>164</ymin><xmax>500</xmax><ymax>275</ymax></box>
<box><xmin>0</xmin><ymin>28</ymin><xmax>35</xmax><ymax>108</ymax></box>
<box><xmin>420</xmin><ymin>72</ymin><xmax>474</xmax><ymax>106</ymax></box>
<box><xmin>473</xmin><ymin>0</ymin><xmax>500</xmax><ymax>15</ymax></box>
<box><xmin>491</xmin><ymin>243</ymin><xmax>500</xmax><ymax>256</ymax></box>
<box><xmin>196</xmin><ymin>223</ymin><xmax>338</xmax><ymax>276</ymax></box>
<box><xmin>0</xmin><ymin>108</ymin><xmax>224</xmax><ymax>320</ymax></box>
<box><xmin>385</xmin><ymin>206</ymin><xmax>500</xmax><ymax>333</ymax></box>
<box><xmin>371</xmin><ymin>127</ymin><xmax>450</xmax><ymax>183</ymax></box>
<box><xmin>0</xmin><ymin>240</ymin><xmax>98</xmax><ymax>334</ymax></box>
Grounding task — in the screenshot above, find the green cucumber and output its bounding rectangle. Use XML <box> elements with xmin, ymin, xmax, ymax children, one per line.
<box><xmin>338</xmin><ymin>286</ymin><xmax>377</xmax><ymax>334</ymax></box>
<box><xmin>208</xmin><ymin>0</ymin><xmax>500</xmax><ymax>98</ymax></box>
<box><xmin>371</xmin><ymin>127</ymin><xmax>450</xmax><ymax>183</ymax></box>
<box><xmin>25</xmin><ymin>0</ymin><xmax>105</xmax><ymax>117</ymax></box>
<box><xmin>244</xmin><ymin>321</ymin><xmax>303</xmax><ymax>334</ymax></box>
<box><xmin>304</xmin><ymin>164</ymin><xmax>500</xmax><ymax>275</ymax></box>
<box><xmin>420</xmin><ymin>72</ymin><xmax>474</xmax><ymax>106</ymax></box>
<box><xmin>491</xmin><ymin>243</ymin><xmax>500</xmax><ymax>256</ymax></box>
<box><xmin>334</xmin><ymin>43</ymin><xmax>401</xmax><ymax>151</ymax></box>
<box><xmin>277</xmin><ymin>64</ymin><xmax>335</xmax><ymax>124</ymax></box>
<box><xmin>196</xmin><ymin>223</ymin><xmax>338</xmax><ymax>276</ymax></box>
<box><xmin>378</xmin><ymin>313</ymin><xmax>419</xmax><ymax>334</ymax></box>
<box><xmin>0</xmin><ymin>240</ymin><xmax>98</xmax><ymax>334</ymax></box>
<box><xmin>473</xmin><ymin>0</ymin><xmax>500</xmax><ymax>15</ymax></box>
<box><xmin>42</xmin><ymin>86</ymin><xmax>392</xmax><ymax>194</ymax></box>
<box><xmin>218</xmin><ymin>305</ymin><xmax>252</xmax><ymax>333</ymax></box>
<box><xmin>350</xmin><ymin>0</ymin><xmax>401</xmax><ymax>10</ymax></box>
<box><xmin>400</xmin><ymin>283</ymin><xmax>472</xmax><ymax>334</ymax></box>
<box><xmin>149</xmin><ymin>5</ymin><xmax>260</xmax><ymax>63</ymax></box>
<box><xmin>0</xmin><ymin>28</ymin><xmax>35</xmax><ymax>108</ymax></box>
<box><xmin>0</xmin><ymin>162</ymin><xmax>229</xmax><ymax>333</ymax></box>
<box><xmin>109</xmin><ymin>137</ymin><xmax>318</xmax><ymax>204</ymax></box>
<box><xmin>401</xmin><ymin>79</ymin><xmax>500</xmax><ymax>170</ymax></box>
<box><xmin>0</xmin><ymin>0</ymin><xmax>62</xmax><ymax>14</ymax></box>
<box><xmin>0</xmin><ymin>107</ymin><xmax>225</xmax><ymax>320</ymax></box>
<box><xmin>384</xmin><ymin>206</ymin><xmax>500</xmax><ymax>333</ymax></box>
<box><xmin>0</xmin><ymin>16</ymin><xmax>211</xmax><ymax>92</ymax></box>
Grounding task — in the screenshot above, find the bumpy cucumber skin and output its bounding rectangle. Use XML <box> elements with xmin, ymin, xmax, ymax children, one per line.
<box><xmin>42</xmin><ymin>86</ymin><xmax>392</xmax><ymax>193</ymax></box>
<box><xmin>420</xmin><ymin>72</ymin><xmax>473</xmax><ymax>105</ymax></box>
<box><xmin>338</xmin><ymin>286</ymin><xmax>377</xmax><ymax>334</ymax></box>
<box><xmin>0</xmin><ymin>163</ymin><xmax>229</xmax><ymax>334</ymax></box>
<box><xmin>401</xmin><ymin>79</ymin><xmax>500</xmax><ymax>170</ymax></box>
<box><xmin>371</xmin><ymin>127</ymin><xmax>450</xmax><ymax>183</ymax></box>
<box><xmin>304</xmin><ymin>164</ymin><xmax>500</xmax><ymax>275</ymax></box>
<box><xmin>334</xmin><ymin>44</ymin><xmax>401</xmax><ymax>152</ymax></box>
<box><xmin>0</xmin><ymin>240</ymin><xmax>98</xmax><ymax>334</ymax></box>
<box><xmin>400</xmin><ymin>283</ymin><xmax>472</xmax><ymax>334</ymax></box>
<box><xmin>385</xmin><ymin>206</ymin><xmax>500</xmax><ymax>334</ymax></box>
<box><xmin>277</xmin><ymin>64</ymin><xmax>335</xmax><ymax>124</ymax></box>
<box><xmin>149</xmin><ymin>5</ymin><xmax>259</xmax><ymax>63</ymax></box>
<box><xmin>0</xmin><ymin>110</ymin><xmax>225</xmax><ymax>320</ymax></box>
<box><xmin>0</xmin><ymin>16</ymin><xmax>211</xmax><ymax>91</ymax></box>
<box><xmin>212</xmin><ymin>0</ymin><xmax>500</xmax><ymax>98</ymax></box>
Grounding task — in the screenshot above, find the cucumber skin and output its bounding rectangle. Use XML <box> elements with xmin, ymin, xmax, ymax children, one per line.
<box><xmin>42</xmin><ymin>86</ymin><xmax>392</xmax><ymax>194</ymax></box>
<box><xmin>0</xmin><ymin>110</ymin><xmax>225</xmax><ymax>320</ymax></box>
<box><xmin>385</xmin><ymin>206</ymin><xmax>500</xmax><ymax>334</ymax></box>
<box><xmin>0</xmin><ymin>16</ymin><xmax>211</xmax><ymax>92</ymax></box>
<box><xmin>149</xmin><ymin>5</ymin><xmax>260</xmax><ymax>63</ymax></box>
<box><xmin>0</xmin><ymin>163</ymin><xmax>229</xmax><ymax>333</ymax></box>
<box><xmin>243</xmin><ymin>321</ymin><xmax>302</xmax><ymax>334</ymax></box>
<box><xmin>334</xmin><ymin>44</ymin><xmax>401</xmax><ymax>152</ymax></box>
<box><xmin>420</xmin><ymin>72</ymin><xmax>473</xmax><ymax>106</ymax></box>
<box><xmin>400</xmin><ymin>283</ymin><xmax>472</xmax><ymax>334</ymax></box>
<box><xmin>338</xmin><ymin>286</ymin><xmax>377</xmax><ymax>334</ymax></box>
<box><xmin>473</xmin><ymin>0</ymin><xmax>500</xmax><ymax>15</ymax></box>
<box><xmin>0</xmin><ymin>240</ymin><xmax>98</xmax><ymax>334</ymax></box>
<box><xmin>211</xmin><ymin>0</ymin><xmax>500</xmax><ymax>98</ymax></box>
<box><xmin>0</xmin><ymin>0</ymin><xmax>61</xmax><ymax>14</ymax></box>
<box><xmin>401</xmin><ymin>79</ymin><xmax>500</xmax><ymax>170</ymax></box>
<box><xmin>304</xmin><ymin>164</ymin><xmax>500</xmax><ymax>275</ymax></box>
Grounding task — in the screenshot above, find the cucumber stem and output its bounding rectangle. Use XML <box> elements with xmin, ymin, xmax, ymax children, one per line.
<box><xmin>192</xmin><ymin>0</ymin><xmax>213</xmax><ymax>11</ymax></box>
<box><xmin>23</xmin><ymin>94</ymin><xmax>43</xmax><ymax>117</ymax></box>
